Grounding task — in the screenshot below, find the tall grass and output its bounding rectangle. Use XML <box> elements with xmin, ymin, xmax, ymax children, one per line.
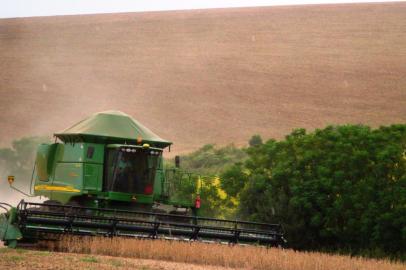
<box><xmin>45</xmin><ymin>236</ymin><xmax>405</xmax><ymax>270</ymax></box>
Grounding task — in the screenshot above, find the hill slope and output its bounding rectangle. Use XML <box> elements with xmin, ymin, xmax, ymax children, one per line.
<box><xmin>0</xmin><ymin>2</ymin><xmax>405</xmax><ymax>153</ymax></box>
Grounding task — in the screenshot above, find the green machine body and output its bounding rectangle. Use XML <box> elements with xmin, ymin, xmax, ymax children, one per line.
<box><xmin>32</xmin><ymin>111</ymin><xmax>200</xmax><ymax>212</ymax></box>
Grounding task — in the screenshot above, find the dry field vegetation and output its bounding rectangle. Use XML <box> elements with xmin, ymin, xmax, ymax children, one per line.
<box><xmin>10</xmin><ymin>236</ymin><xmax>399</xmax><ymax>270</ymax></box>
<box><xmin>0</xmin><ymin>3</ymin><xmax>406</xmax><ymax>152</ymax></box>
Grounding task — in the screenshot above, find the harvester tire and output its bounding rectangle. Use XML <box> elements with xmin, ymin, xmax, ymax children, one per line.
<box><xmin>42</xmin><ymin>200</ymin><xmax>62</xmax><ymax>212</ymax></box>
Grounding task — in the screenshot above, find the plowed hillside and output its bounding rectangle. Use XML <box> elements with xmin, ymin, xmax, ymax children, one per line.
<box><xmin>0</xmin><ymin>3</ymin><xmax>405</xmax><ymax>153</ymax></box>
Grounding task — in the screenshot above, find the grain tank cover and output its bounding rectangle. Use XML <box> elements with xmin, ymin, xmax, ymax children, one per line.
<box><xmin>54</xmin><ymin>111</ymin><xmax>171</xmax><ymax>147</ymax></box>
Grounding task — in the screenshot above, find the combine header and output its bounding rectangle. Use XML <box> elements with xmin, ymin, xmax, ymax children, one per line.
<box><xmin>0</xmin><ymin>111</ymin><xmax>285</xmax><ymax>248</ymax></box>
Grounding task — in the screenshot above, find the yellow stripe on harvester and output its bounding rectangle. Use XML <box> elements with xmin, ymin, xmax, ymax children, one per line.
<box><xmin>34</xmin><ymin>185</ymin><xmax>81</xmax><ymax>193</ymax></box>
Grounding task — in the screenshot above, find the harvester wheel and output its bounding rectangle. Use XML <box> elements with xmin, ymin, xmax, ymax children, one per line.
<box><xmin>42</xmin><ymin>200</ymin><xmax>62</xmax><ymax>212</ymax></box>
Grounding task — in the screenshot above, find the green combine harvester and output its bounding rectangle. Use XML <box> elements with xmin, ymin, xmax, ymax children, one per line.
<box><xmin>0</xmin><ymin>111</ymin><xmax>284</xmax><ymax>248</ymax></box>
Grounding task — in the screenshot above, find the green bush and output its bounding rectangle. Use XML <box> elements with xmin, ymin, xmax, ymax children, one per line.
<box><xmin>222</xmin><ymin>125</ymin><xmax>405</xmax><ymax>257</ymax></box>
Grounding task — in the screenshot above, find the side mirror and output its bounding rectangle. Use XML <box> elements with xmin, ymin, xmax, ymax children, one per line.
<box><xmin>175</xmin><ymin>156</ymin><xmax>180</xmax><ymax>168</ymax></box>
<box><xmin>7</xmin><ymin>175</ymin><xmax>34</xmax><ymax>197</ymax></box>
<box><xmin>7</xmin><ymin>175</ymin><xmax>15</xmax><ymax>185</ymax></box>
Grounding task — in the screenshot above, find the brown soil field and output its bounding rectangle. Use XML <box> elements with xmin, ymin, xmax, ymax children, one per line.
<box><xmin>0</xmin><ymin>2</ymin><xmax>405</xmax><ymax>153</ymax></box>
<box><xmin>1</xmin><ymin>237</ymin><xmax>405</xmax><ymax>270</ymax></box>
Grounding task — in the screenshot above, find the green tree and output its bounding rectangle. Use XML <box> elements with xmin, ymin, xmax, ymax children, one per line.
<box><xmin>220</xmin><ymin>162</ymin><xmax>247</xmax><ymax>198</ymax></box>
<box><xmin>169</xmin><ymin>144</ymin><xmax>247</xmax><ymax>218</ymax></box>
<box><xmin>224</xmin><ymin>125</ymin><xmax>406</xmax><ymax>256</ymax></box>
<box><xmin>177</xmin><ymin>144</ymin><xmax>247</xmax><ymax>175</ymax></box>
<box><xmin>249</xmin><ymin>134</ymin><xmax>263</xmax><ymax>147</ymax></box>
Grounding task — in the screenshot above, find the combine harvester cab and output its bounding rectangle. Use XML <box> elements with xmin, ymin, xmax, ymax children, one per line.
<box><xmin>0</xmin><ymin>111</ymin><xmax>285</xmax><ymax>247</ymax></box>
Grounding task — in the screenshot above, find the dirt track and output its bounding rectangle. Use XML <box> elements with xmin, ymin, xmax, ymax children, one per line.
<box><xmin>0</xmin><ymin>2</ymin><xmax>405</xmax><ymax>153</ymax></box>
<box><xmin>0</xmin><ymin>248</ymin><xmax>233</xmax><ymax>270</ymax></box>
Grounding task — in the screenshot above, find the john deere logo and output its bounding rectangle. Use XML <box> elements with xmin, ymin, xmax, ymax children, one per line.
<box><xmin>8</xmin><ymin>175</ymin><xmax>14</xmax><ymax>184</ymax></box>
